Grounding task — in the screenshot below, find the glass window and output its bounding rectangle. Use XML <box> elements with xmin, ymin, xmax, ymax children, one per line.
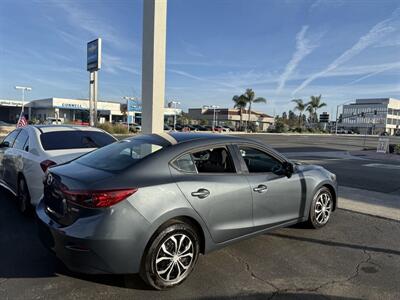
<box><xmin>13</xmin><ymin>129</ymin><xmax>29</xmax><ymax>150</ymax></box>
<box><xmin>40</xmin><ymin>131</ymin><xmax>115</xmax><ymax>150</ymax></box>
<box><xmin>76</xmin><ymin>139</ymin><xmax>164</xmax><ymax>172</ymax></box>
<box><xmin>239</xmin><ymin>146</ymin><xmax>283</xmax><ymax>174</ymax></box>
<box><xmin>172</xmin><ymin>154</ymin><xmax>196</xmax><ymax>173</ymax></box>
<box><xmin>2</xmin><ymin>129</ymin><xmax>20</xmax><ymax>147</ymax></box>
<box><xmin>191</xmin><ymin>147</ymin><xmax>235</xmax><ymax>173</ymax></box>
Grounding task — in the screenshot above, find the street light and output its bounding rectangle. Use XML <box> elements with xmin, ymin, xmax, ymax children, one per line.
<box><xmin>203</xmin><ymin>105</ymin><xmax>219</xmax><ymax>131</ymax></box>
<box><xmin>123</xmin><ymin>96</ymin><xmax>136</xmax><ymax>129</ymax></box>
<box><xmin>169</xmin><ymin>101</ymin><xmax>180</xmax><ymax>130</ymax></box>
<box><xmin>15</xmin><ymin>86</ymin><xmax>32</xmax><ymax>121</ymax></box>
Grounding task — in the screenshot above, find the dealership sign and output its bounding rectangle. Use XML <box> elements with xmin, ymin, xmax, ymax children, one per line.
<box><xmin>87</xmin><ymin>38</ymin><xmax>102</xmax><ymax>72</ymax></box>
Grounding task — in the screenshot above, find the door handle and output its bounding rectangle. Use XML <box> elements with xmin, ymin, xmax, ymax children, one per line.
<box><xmin>253</xmin><ymin>185</ymin><xmax>268</xmax><ymax>193</ymax></box>
<box><xmin>191</xmin><ymin>188</ymin><xmax>210</xmax><ymax>199</ymax></box>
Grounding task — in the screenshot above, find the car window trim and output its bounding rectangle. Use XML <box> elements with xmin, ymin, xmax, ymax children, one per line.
<box><xmin>233</xmin><ymin>143</ymin><xmax>287</xmax><ymax>175</ymax></box>
<box><xmin>169</xmin><ymin>143</ymin><xmax>240</xmax><ymax>175</ymax></box>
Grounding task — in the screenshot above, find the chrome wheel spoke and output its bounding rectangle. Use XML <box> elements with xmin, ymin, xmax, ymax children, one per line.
<box><xmin>161</xmin><ymin>244</ymin><xmax>174</xmax><ymax>257</ymax></box>
<box><xmin>155</xmin><ymin>233</ymin><xmax>195</xmax><ymax>283</ymax></box>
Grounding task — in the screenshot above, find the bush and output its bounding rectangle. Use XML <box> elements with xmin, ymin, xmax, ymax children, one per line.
<box><xmin>97</xmin><ymin>122</ymin><xmax>128</xmax><ymax>134</ymax></box>
<box><xmin>395</xmin><ymin>144</ymin><xmax>400</xmax><ymax>155</ymax></box>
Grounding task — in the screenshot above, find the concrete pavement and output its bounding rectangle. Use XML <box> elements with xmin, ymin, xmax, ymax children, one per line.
<box><xmin>0</xmin><ymin>189</ymin><xmax>399</xmax><ymax>299</ymax></box>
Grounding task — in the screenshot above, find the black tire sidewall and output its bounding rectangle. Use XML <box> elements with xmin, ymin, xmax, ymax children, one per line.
<box><xmin>18</xmin><ymin>177</ymin><xmax>31</xmax><ymax>214</ymax></box>
<box><xmin>309</xmin><ymin>187</ymin><xmax>332</xmax><ymax>229</ymax></box>
<box><xmin>140</xmin><ymin>221</ymin><xmax>200</xmax><ymax>290</ymax></box>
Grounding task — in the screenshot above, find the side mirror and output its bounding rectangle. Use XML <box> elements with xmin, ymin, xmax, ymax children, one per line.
<box><xmin>282</xmin><ymin>161</ymin><xmax>294</xmax><ymax>178</ymax></box>
<box><xmin>0</xmin><ymin>141</ymin><xmax>10</xmax><ymax>148</ymax></box>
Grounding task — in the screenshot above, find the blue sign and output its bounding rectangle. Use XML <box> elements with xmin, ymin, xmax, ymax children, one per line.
<box><xmin>128</xmin><ymin>99</ymin><xmax>142</xmax><ymax>112</ymax></box>
<box><xmin>87</xmin><ymin>38</ymin><xmax>102</xmax><ymax>72</ymax></box>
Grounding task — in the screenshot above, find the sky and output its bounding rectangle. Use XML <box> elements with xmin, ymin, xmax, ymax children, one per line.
<box><xmin>0</xmin><ymin>0</ymin><xmax>399</xmax><ymax>116</ymax></box>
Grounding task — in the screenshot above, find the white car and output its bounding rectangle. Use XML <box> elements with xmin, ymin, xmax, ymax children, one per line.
<box><xmin>0</xmin><ymin>125</ymin><xmax>116</xmax><ymax>213</ymax></box>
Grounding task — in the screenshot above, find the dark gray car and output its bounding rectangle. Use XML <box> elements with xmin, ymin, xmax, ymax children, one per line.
<box><xmin>36</xmin><ymin>133</ymin><xmax>337</xmax><ymax>290</ymax></box>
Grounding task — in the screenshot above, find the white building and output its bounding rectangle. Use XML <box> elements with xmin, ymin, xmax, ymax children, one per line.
<box><xmin>0</xmin><ymin>97</ymin><xmax>182</xmax><ymax>125</ymax></box>
<box><xmin>341</xmin><ymin>98</ymin><xmax>400</xmax><ymax>135</ymax></box>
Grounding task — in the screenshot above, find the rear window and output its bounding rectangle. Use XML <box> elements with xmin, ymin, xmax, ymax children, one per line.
<box><xmin>40</xmin><ymin>131</ymin><xmax>116</xmax><ymax>150</ymax></box>
<box><xmin>75</xmin><ymin>139</ymin><xmax>164</xmax><ymax>171</ymax></box>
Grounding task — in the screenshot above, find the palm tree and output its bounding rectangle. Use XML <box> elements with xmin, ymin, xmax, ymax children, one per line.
<box><xmin>232</xmin><ymin>94</ymin><xmax>247</xmax><ymax>130</ymax></box>
<box><xmin>240</xmin><ymin>88</ymin><xmax>267</xmax><ymax>131</ymax></box>
<box><xmin>307</xmin><ymin>95</ymin><xmax>326</xmax><ymax>123</ymax></box>
<box><xmin>292</xmin><ymin>99</ymin><xmax>306</xmax><ymax>127</ymax></box>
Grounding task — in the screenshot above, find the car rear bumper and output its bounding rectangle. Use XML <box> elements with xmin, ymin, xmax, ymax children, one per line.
<box><xmin>36</xmin><ymin>199</ymin><xmax>151</xmax><ymax>274</ymax></box>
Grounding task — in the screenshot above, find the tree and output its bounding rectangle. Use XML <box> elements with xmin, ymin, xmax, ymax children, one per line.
<box><xmin>307</xmin><ymin>95</ymin><xmax>326</xmax><ymax>123</ymax></box>
<box><xmin>232</xmin><ymin>94</ymin><xmax>247</xmax><ymax>130</ymax></box>
<box><xmin>292</xmin><ymin>98</ymin><xmax>306</xmax><ymax>127</ymax></box>
<box><xmin>240</xmin><ymin>88</ymin><xmax>267</xmax><ymax>131</ymax></box>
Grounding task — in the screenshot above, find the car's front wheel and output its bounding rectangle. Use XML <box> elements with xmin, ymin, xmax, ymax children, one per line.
<box><xmin>17</xmin><ymin>177</ymin><xmax>32</xmax><ymax>215</ymax></box>
<box><xmin>307</xmin><ymin>187</ymin><xmax>333</xmax><ymax>228</ymax></box>
<box><xmin>140</xmin><ymin>220</ymin><xmax>200</xmax><ymax>290</ymax></box>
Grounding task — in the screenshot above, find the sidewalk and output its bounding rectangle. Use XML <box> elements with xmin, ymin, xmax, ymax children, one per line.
<box><xmin>350</xmin><ymin>150</ymin><xmax>400</xmax><ymax>162</ymax></box>
<box><xmin>338</xmin><ymin>185</ymin><xmax>400</xmax><ymax>221</ymax></box>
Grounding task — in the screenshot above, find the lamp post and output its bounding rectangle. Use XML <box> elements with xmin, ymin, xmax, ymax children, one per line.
<box><xmin>169</xmin><ymin>101</ymin><xmax>180</xmax><ymax>130</ymax></box>
<box><xmin>203</xmin><ymin>105</ymin><xmax>219</xmax><ymax>131</ymax></box>
<box><xmin>15</xmin><ymin>86</ymin><xmax>32</xmax><ymax>121</ymax></box>
<box><xmin>123</xmin><ymin>96</ymin><xmax>136</xmax><ymax>129</ymax></box>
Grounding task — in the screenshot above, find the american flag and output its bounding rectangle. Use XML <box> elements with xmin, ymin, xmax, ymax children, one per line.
<box><xmin>17</xmin><ymin>115</ymin><xmax>28</xmax><ymax>128</ymax></box>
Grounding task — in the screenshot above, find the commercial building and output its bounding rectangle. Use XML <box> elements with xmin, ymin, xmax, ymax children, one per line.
<box><xmin>341</xmin><ymin>98</ymin><xmax>400</xmax><ymax>135</ymax></box>
<box><xmin>188</xmin><ymin>107</ymin><xmax>274</xmax><ymax>131</ymax></box>
<box><xmin>0</xmin><ymin>97</ymin><xmax>181</xmax><ymax>125</ymax></box>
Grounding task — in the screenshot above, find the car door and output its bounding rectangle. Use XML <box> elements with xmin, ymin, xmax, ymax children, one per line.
<box><xmin>1</xmin><ymin>129</ymin><xmax>21</xmax><ymax>189</ymax></box>
<box><xmin>0</xmin><ymin>129</ymin><xmax>20</xmax><ymax>183</ymax></box>
<box><xmin>5</xmin><ymin>129</ymin><xmax>29</xmax><ymax>192</ymax></box>
<box><xmin>234</xmin><ymin>145</ymin><xmax>304</xmax><ymax>229</ymax></box>
<box><xmin>170</xmin><ymin>145</ymin><xmax>253</xmax><ymax>243</ymax></box>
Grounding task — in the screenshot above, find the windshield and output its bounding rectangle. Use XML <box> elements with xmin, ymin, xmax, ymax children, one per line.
<box><xmin>75</xmin><ymin>139</ymin><xmax>164</xmax><ymax>172</ymax></box>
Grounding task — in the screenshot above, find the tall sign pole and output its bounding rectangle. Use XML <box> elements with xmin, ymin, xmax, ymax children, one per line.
<box><xmin>87</xmin><ymin>38</ymin><xmax>102</xmax><ymax>127</ymax></box>
<box><xmin>142</xmin><ymin>0</ymin><xmax>167</xmax><ymax>134</ymax></box>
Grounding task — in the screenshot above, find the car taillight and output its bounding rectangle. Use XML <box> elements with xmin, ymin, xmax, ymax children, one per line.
<box><xmin>61</xmin><ymin>188</ymin><xmax>137</xmax><ymax>208</ymax></box>
<box><xmin>40</xmin><ymin>160</ymin><xmax>57</xmax><ymax>172</ymax></box>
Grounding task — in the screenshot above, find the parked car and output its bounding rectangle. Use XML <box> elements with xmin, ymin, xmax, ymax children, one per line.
<box><xmin>45</xmin><ymin>117</ymin><xmax>64</xmax><ymax>125</ymax></box>
<box><xmin>37</xmin><ymin>133</ymin><xmax>337</xmax><ymax>290</ymax></box>
<box><xmin>0</xmin><ymin>125</ymin><xmax>116</xmax><ymax>213</ymax></box>
<box><xmin>164</xmin><ymin>124</ymin><xmax>173</xmax><ymax>131</ymax></box>
<box><xmin>380</xmin><ymin>131</ymin><xmax>389</xmax><ymax>136</ymax></box>
<box><xmin>214</xmin><ymin>125</ymin><xmax>230</xmax><ymax>132</ymax></box>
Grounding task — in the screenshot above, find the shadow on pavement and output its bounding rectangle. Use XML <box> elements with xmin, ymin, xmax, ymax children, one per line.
<box><xmin>268</xmin><ymin>232</ymin><xmax>400</xmax><ymax>256</ymax></box>
<box><xmin>0</xmin><ymin>189</ymin><xmax>150</xmax><ymax>290</ymax></box>
<box><xmin>199</xmin><ymin>293</ymin><xmax>360</xmax><ymax>300</ymax></box>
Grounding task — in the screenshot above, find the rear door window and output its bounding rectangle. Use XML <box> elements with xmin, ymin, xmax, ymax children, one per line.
<box><xmin>2</xmin><ymin>129</ymin><xmax>20</xmax><ymax>147</ymax></box>
<box><xmin>76</xmin><ymin>139</ymin><xmax>164</xmax><ymax>171</ymax></box>
<box><xmin>13</xmin><ymin>129</ymin><xmax>29</xmax><ymax>150</ymax></box>
<box><xmin>40</xmin><ymin>131</ymin><xmax>115</xmax><ymax>150</ymax></box>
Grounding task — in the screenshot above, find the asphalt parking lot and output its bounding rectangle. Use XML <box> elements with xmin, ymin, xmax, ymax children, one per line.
<box><xmin>1</xmin><ymin>134</ymin><xmax>400</xmax><ymax>299</ymax></box>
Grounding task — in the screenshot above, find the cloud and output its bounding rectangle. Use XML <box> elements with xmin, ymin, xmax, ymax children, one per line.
<box><xmin>292</xmin><ymin>7</ymin><xmax>400</xmax><ymax>95</ymax></box>
<box><xmin>48</xmin><ymin>0</ymin><xmax>135</xmax><ymax>51</ymax></box>
<box><xmin>102</xmin><ymin>53</ymin><xmax>140</xmax><ymax>75</ymax></box>
<box><xmin>276</xmin><ymin>25</ymin><xmax>320</xmax><ymax>94</ymax></box>
<box><xmin>309</xmin><ymin>0</ymin><xmax>344</xmax><ymax>12</ymax></box>
<box><xmin>343</xmin><ymin>62</ymin><xmax>400</xmax><ymax>86</ymax></box>
<box><xmin>181</xmin><ymin>40</ymin><xmax>205</xmax><ymax>58</ymax></box>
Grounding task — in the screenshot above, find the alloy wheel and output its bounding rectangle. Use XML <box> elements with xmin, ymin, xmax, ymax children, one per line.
<box><xmin>314</xmin><ymin>192</ymin><xmax>332</xmax><ymax>225</ymax></box>
<box><xmin>155</xmin><ymin>233</ymin><xmax>194</xmax><ymax>283</ymax></box>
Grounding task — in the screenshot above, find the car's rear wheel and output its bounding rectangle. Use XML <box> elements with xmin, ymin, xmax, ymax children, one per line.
<box><xmin>140</xmin><ymin>220</ymin><xmax>200</xmax><ymax>290</ymax></box>
<box><xmin>307</xmin><ymin>187</ymin><xmax>333</xmax><ymax>229</ymax></box>
<box><xmin>17</xmin><ymin>177</ymin><xmax>32</xmax><ymax>215</ymax></box>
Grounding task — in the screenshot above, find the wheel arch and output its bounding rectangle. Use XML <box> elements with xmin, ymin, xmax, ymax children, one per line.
<box><xmin>320</xmin><ymin>182</ymin><xmax>337</xmax><ymax>211</ymax></box>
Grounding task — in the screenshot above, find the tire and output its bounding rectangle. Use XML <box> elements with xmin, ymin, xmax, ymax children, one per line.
<box><xmin>140</xmin><ymin>220</ymin><xmax>200</xmax><ymax>290</ymax></box>
<box><xmin>307</xmin><ymin>187</ymin><xmax>333</xmax><ymax>229</ymax></box>
<box><xmin>17</xmin><ymin>177</ymin><xmax>32</xmax><ymax>215</ymax></box>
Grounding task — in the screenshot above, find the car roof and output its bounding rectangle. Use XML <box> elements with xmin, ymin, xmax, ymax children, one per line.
<box><xmin>167</xmin><ymin>132</ymin><xmax>242</xmax><ymax>144</ymax></box>
<box><xmin>33</xmin><ymin>125</ymin><xmax>104</xmax><ymax>133</ymax></box>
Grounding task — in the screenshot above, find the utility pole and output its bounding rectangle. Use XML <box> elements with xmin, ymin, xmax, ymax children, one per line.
<box><xmin>141</xmin><ymin>0</ymin><xmax>167</xmax><ymax>134</ymax></box>
<box><xmin>87</xmin><ymin>38</ymin><xmax>102</xmax><ymax>127</ymax></box>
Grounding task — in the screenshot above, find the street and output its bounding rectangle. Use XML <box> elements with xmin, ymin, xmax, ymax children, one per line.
<box><xmin>1</xmin><ymin>134</ymin><xmax>400</xmax><ymax>299</ymax></box>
